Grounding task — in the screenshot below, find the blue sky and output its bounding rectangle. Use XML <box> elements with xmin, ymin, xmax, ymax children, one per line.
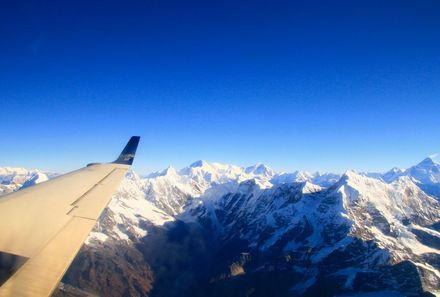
<box><xmin>1</xmin><ymin>0</ymin><xmax>440</xmax><ymax>174</ymax></box>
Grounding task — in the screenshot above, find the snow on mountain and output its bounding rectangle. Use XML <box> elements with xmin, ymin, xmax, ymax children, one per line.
<box><xmin>141</xmin><ymin>161</ymin><xmax>279</xmax><ymax>216</ymax></box>
<box><xmin>370</xmin><ymin>157</ymin><xmax>440</xmax><ymax>199</ymax></box>
<box><xmin>1</xmin><ymin>159</ymin><xmax>440</xmax><ymax>296</ymax></box>
<box><xmin>192</xmin><ymin>168</ymin><xmax>440</xmax><ymax>259</ymax></box>
<box><xmin>368</xmin><ymin>157</ymin><xmax>440</xmax><ymax>186</ymax></box>
<box><xmin>185</xmin><ymin>170</ymin><xmax>440</xmax><ymax>295</ymax></box>
<box><xmin>407</xmin><ymin>157</ymin><xmax>440</xmax><ymax>184</ymax></box>
<box><xmin>381</xmin><ymin>167</ymin><xmax>405</xmax><ymax>183</ymax></box>
<box><xmin>0</xmin><ymin>166</ymin><xmax>30</xmax><ymax>177</ymax></box>
<box><xmin>85</xmin><ymin>160</ymin><xmax>277</xmax><ymax>245</ymax></box>
<box><xmin>49</xmin><ymin>160</ymin><xmax>276</xmax><ymax>248</ymax></box>
<box><xmin>245</xmin><ymin>163</ymin><xmax>276</xmax><ymax>177</ymax></box>
<box><xmin>0</xmin><ymin>167</ymin><xmax>50</xmax><ymax>194</ymax></box>
<box><xmin>336</xmin><ymin>172</ymin><xmax>439</xmax><ymax>258</ymax></box>
<box><xmin>272</xmin><ymin>170</ymin><xmax>341</xmax><ymax>187</ymax></box>
<box><xmin>86</xmin><ymin>170</ymin><xmax>174</xmax><ymax>245</ymax></box>
<box><xmin>179</xmin><ymin>160</ymin><xmax>275</xmax><ymax>188</ymax></box>
<box><xmin>20</xmin><ymin>170</ymin><xmax>49</xmax><ymax>189</ymax></box>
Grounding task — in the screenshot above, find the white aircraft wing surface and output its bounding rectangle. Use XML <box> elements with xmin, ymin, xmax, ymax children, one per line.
<box><xmin>0</xmin><ymin>136</ymin><xmax>140</xmax><ymax>297</ymax></box>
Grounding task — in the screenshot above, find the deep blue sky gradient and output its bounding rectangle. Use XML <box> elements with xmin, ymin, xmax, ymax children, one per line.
<box><xmin>1</xmin><ymin>0</ymin><xmax>440</xmax><ymax>173</ymax></box>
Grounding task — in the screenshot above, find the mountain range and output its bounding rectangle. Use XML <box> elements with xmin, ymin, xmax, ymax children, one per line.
<box><xmin>1</xmin><ymin>157</ymin><xmax>440</xmax><ymax>297</ymax></box>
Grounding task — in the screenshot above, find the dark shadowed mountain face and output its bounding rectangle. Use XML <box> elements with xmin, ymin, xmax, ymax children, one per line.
<box><xmin>1</xmin><ymin>159</ymin><xmax>440</xmax><ymax>297</ymax></box>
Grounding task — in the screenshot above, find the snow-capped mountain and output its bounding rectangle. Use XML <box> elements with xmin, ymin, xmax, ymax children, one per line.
<box><xmin>64</xmin><ymin>159</ymin><xmax>440</xmax><ymax>297</ymax></box>
<box><xmin>179</xmin><ymin>170</ymin><xmax>440</xmax><ymax>296</ymax></box>
<box><xmin>1</xmin><ymin>158</ymin><xmax>440</xmax><ymax>297</ymax></box>
<box><xmin>245</xmin><ymin>163</ymin><xmax>276</xmax><ymax>178</ymax></box>
<box><xmin>374</xmin><ymin>157</ymin><xmax>440</xmax><ymax>198</ymax></box>
<box><xmin>272</xmin><ymin>170</ymin><xmax>341</xmax><ymax>187</ymax></box>
<box><xmin>381</xmin><ymin>167</ymin><xmax>406</xmax><ymax>183</ymax></box>
<box><xmin>0</xmin><ymin>167</ymin><xmax>50</xmax><ymax>194</ymax></box>
<box><xmin>406</xmin><ymin>157</ymin><xmax>440</xmax><ymax>185</ymax></box>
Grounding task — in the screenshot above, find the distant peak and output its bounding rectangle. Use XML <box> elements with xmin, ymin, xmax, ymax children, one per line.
<box><xmin>388</xmin><ymin>167</ymin><xmax>404</xmax><ymax>173</ymax></box>
<box><xmin>245</xmin><ymin>163</ymin><xmax>275</xmax><ymax>176</ymax></box>
<box><xmin>250</xmin><ymin>163</ymin><xmax>268</xmax><ymax>170</ymax></box>
<box><xmin>339</xmin><ymin>170</ymin><xmax>362</xmax><ymax>183</ymax></box>
<box><xmin>294</xmin><ymin>170</ymin><xmax>314</xmax><ymax>179</ymax></box>
<box><xmin>163</xmin><ymin>166</ymin><xmax>177</xmax><ymax>175</ymax></box>
<box><xmin>417</xmin><ymin>157</ymin><xmax>437</xmax><ymax>167</ymax></box>
<box><xmin>335</xmin><ymin>170</ymin><xmax>386</xmax><ymax>191</ymax></box>
<box><xmin>146</xmin><ymin>166</ymin><xmax>177</xmax><ymax>178</ymax></box>
<box><xmin>189</xmin><ymin>160</ymin><xmax>208</xmax><ymax>168</ymax></box>
<box><xmin>343</xmin><ymin>169</ymin><xmax>358</xmax><ymax>177</ymax></box>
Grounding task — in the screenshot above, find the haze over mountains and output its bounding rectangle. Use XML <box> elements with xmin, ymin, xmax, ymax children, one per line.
<box><xmin>1</xmin><ymin>157</ymin><xmax>440</xmax><ymax>296</ymax></box>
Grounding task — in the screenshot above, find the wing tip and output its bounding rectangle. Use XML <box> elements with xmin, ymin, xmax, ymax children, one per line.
<box><xmin>112</xmin><ymin>136</ymin><xmax>140</xmax><ymax>165</ymax></box>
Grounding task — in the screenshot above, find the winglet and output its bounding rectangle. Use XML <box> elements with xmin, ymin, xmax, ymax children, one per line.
<box><xmin>113</xmin><ymin>136</ymin><xmax>140</xmax><ymax>165</ymax></box>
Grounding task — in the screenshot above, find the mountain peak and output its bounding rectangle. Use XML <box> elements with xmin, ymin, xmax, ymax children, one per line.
<box><xmin>145</xmin><ymin>166</ymin><xmax>178</xmax><ymax>178</ymax></box>
<box><xmin>245</xmin><ymin>163</ymin><xmax>275</xmax><ymax>176</ymax></box>
<box><xmin>417</xmin><ymin>156</ymin><xmax>438</xmax><ymax>167</ymax></box>
<box><xmin>20</xmin><ymin>171</ymin><xmax>49</xmax><ymax>189</ymax></box>
<box><xmin>388</xmin><ymin>167</ymin><xmax>404</xmax><ymax>173</ymax></box>
<box><xmin>163</xmin><ymin>166</ymin><xmax>177</xmax><ymax>176</ymax></box>
<box><xmin>301</xmin><ymin>181</ymin><xmax>322</xmax><ymax>193</ymax></box>
<box><xmin>337</xmin><ymin>170</ymin><xmax>374</xmax><ymax>188</ymax></box>
<box><xmin>342</xmin><ymin>169</ymin><xmax>360</xmax><ymax>179</ymax></box>
<box><xmin>405</xmin><ymin>156</ymin><xmax>440</xmax><ymax>185</ymax></box>
<box><xmin>189</xmin><ymin>160</ymin><xmax>209</xmax><ymax>168</ymax></box>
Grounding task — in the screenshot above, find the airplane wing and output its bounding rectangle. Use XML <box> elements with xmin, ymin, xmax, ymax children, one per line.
<box><xmin>0</xmin><ymin>136</ymin><xmax>140</xmax><ymax>297</ymax></box>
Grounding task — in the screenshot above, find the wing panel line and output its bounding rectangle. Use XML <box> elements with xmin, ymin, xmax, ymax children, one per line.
<box><xmin>70</xmin><ymin>168</ymin><xmax>117</xmax><ymax>206</ymax></box>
